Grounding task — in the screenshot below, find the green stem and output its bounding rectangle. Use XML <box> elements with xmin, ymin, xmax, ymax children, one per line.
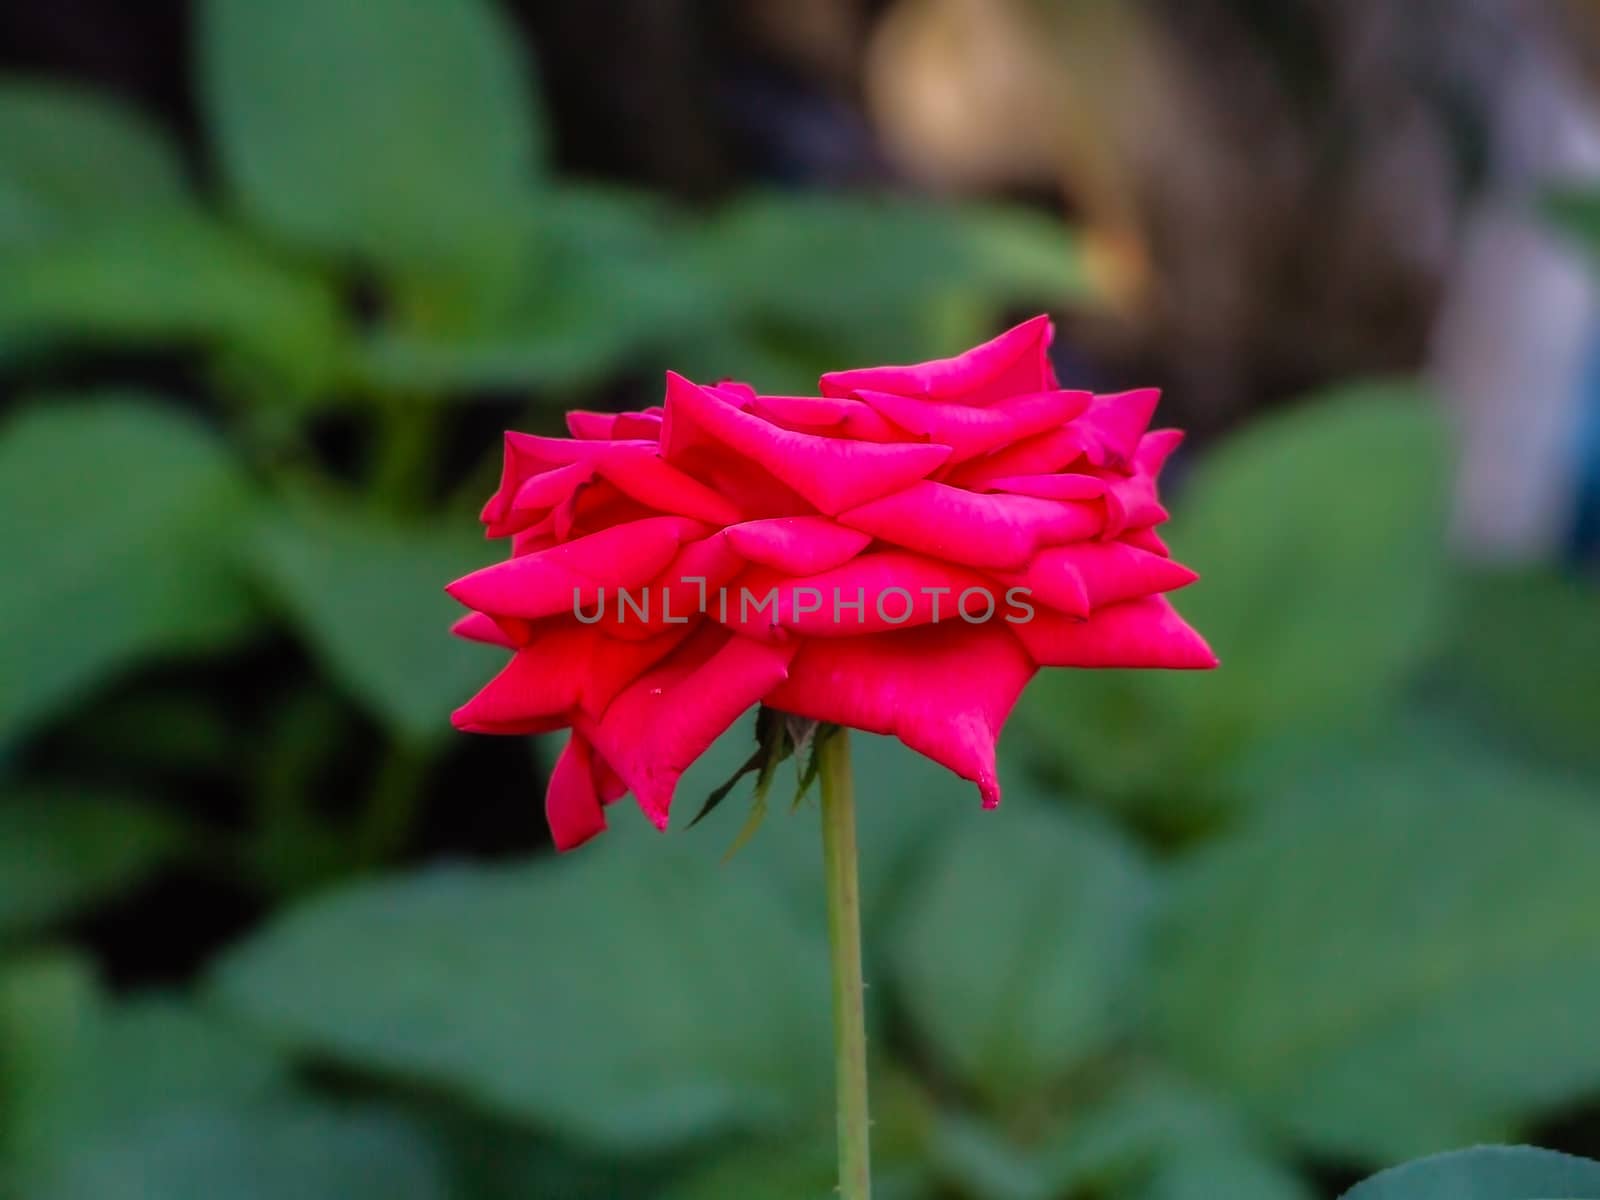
<box><xmin>819</xmin><ymin>728</ymin><xmax>871</xmax><ymax>1200</ymax></box>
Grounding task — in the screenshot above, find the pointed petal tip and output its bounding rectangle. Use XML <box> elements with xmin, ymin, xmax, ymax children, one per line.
<box><xmin>1018</xmin><ymin>312</ymin><xmax>1055</xmax><ymax>339</ymax></box>
<box><xmin>549</xmin><ymin>813</ymin><xmax>608</xmax><ymax>852</ymax></box>
<box><xmin>449</xmin><ymin>612</ymin><xmax>519</xmax><ymax>649</ymax></box>
<box><xmin>1179</xmin><ymin>630</ymin><xmax>1221</xmax><ymax>670</ymax></box>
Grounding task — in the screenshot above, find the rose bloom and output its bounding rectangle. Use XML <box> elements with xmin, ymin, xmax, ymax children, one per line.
<box><xmin>448</xmin><ymin>317</ymin><xmax>1215</xmax><ymax>849</ymax></box>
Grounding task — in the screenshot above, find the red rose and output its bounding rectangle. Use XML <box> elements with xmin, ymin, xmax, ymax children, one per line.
<box><xmin>449</xmin><ymin>317</ymin><xmax>1214</xmax><ymax>849</ymax></box>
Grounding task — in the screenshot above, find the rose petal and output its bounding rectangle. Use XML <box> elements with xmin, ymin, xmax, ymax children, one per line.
<box><xmin>447</xmin><ymin>516</ymin><xmax>705</xmax><ymax>620</ymax></box>
<box><xmin>724</xmin><ymin>516</ymin><xmax>873</xmax><ymax>576</ymax></box>
<box><xmin>662</xmin><ymin>372</ymin><xmax>952</xmax><ymax>515</ymax></box>
<box><xmin>1011</xmin><ymin>595</ymin><xmax>1218</xmax><ymax>668</ymax></box>
<box><xmin>947</xmin><ymin>392</ymin><xmax>1165</xmax><ymax>488</ymax></box>
<box><xmin>1135</xmin><ymin>427</ymin><xmax>1184</xmax><ymax>475</ymax></box>
<box><xmin>1072</xmin><ymin>389</ymin><xmax>1161</xmax><ymax>471</ymax></box>
<box><xmin>497</xmin><ymin>435</ymin><xmax>740</xmax><ymax>527</ymax></box>
<box><xmin>746</xmin><ymin>394</ymin><xmax>903</xmax><ymax>442</ymax></box>
<box><xmin>546</xmin><ymin>731</ymin><xmax>610</xmax><ymax>851</ymax></box>
<box><xmin>944</xmin><ymin>426</ymin><xmax>1087</xmax><ymax>488</ymax></box>
<box><xmin>588</xmin><ymin>533</ymin><xmax>747</xmax><ymax>640</ymax></box>
<box><xmin>581</xmin><ymin>628</ymin><xmax>796</xmax><ymax>828</ymax></box>
<box><xmin>730</xmin><ymin>552</ymin><xmax>1002</xmax><ymax>638</ymax></box>
<box><xmin>450</xmin><ymin>612</ymin><xmax>520</xmax><ymax>649</ymax></box>
<box><xmin>857</xmin><ymin>387</ymin><xmax>1091</xmax><ymax>463</ymax></box>
<box><xmin>839</xmin><ymin>481</ymin><xmax>1102</xmax><ymax>569</ymax></box>
<box><xmin>507</xmin><ymin>460</ymin><xmax>594</xmax><ymax>520</ymax></box>
<box><xmin>765</xmin><ymin>624</ymin><xmax>1035</xmax><ymax>806</ymax></box>
<box><xmin>452</xmin><ymin>624</ymin><xmax>693</xmax><ymax>731</ymax></box>
<box><xmin>998</xmin><ymin>542</ymin><xmax>1197</xmax><ymax>617</ymax></box>
<box><xmin>820</xmin><ymin>315</ymin><xmax>1057</xmax><ymax>407</ymax></box>
<box><xmin>978</xmin><ymin>473</ymin><xmax>1109</xmax><ymax>501</ymax></box>
<box><xmin>565</xmin><ymin>408</ymin><xmax>664</xmax><ymax>440</ymax></box>
<box><xmin>1123</xmin><ymin>527</ymin><xmax>1171</xmax><ymax>556</ymax></box>
<box><xmin>482</xmin><ymin>431</ymin><xmax>654</xmax><ymax>530</ymax></box>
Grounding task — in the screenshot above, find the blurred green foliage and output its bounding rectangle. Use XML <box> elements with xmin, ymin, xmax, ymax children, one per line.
<box><xmin>2</xmin><ymin>0</ymin><xmax>1599</xmax><ymax>1197</ymax></box>
<box><xmin>1341</xmin><ymin>1146</ymin><xmax>1600</xmax><ymax>1199</ymax></box>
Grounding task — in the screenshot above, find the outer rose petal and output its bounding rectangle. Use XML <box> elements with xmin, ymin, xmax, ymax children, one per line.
<box><xmin>948</xmin><ymin>403</ymin><xmax>1164</xmax><ymax>490</ymax></box>
<box><xmin>1135</xmin><ymin>427</ymin><xmax>1185</xmax><ymax>476</ymax></box>
<box><xmin>1071</xmin><ymin>389</ymin><xmax>1161</xmax><ymax>470</ymax></box>
<box><xmin>580</xmin><ymin>628</ymin><xmax>797</xmax><ymax>828</ymax></box>
<box><xmin>662</xmin><ymin>372</ymin><xmax>952</xmax><ymax>515</ymax></box>
<box><xmin>451</xmin><ymin>612</ymin><xmax>519</xmax><ymax>648</ymax></box>
<box><xmin>546</xmin><ymin>732</ymin><xmax>610</xmax><ymax>851</ymax></box>
<box><xmin>1123</xmin><ymin>527</ymin><xmax>1171</xmax><ymax>556</ymax></box>
<box><xmin>500</xmin><ymin>435</ymin><xmax>741</xmax><ymax>526</ymax></box>
<box><xmin>839</xmin><ymin>481</ymin><xmax>1102</xmax><ymax>569</ymax></box>
<box><xmin>500</xmin><ymin>460</ymin><xmax>594</xmax><ymax>534</ymax></box>
<box><xmin>746</xmin><ymin>394</ymin><xmax>903</xmax><ymax>442</ymax></box>
<box><xmin>593</xmin><ymin>449</ymin><xmax>743</xmax><ymax>525</ymax></box>
<box><xmin>856</xmin><ymin>388</ymin><xmax>1092</xmax><ymax>464</ymax></box>
<box><xmin>997</xmin><ymin>541</ymin><xmax>1198</xmax><ymax>616</ymax></box>
<box><xmin>446</xmin><ymin>516</ymin><xmax>704</xmax><ymax>620</ymax></box>
<box><xmin>820</xmin><ymin>314</ymin><xmax>1057</xmax><ymax>406</ymax></box>
<box><xmin>481</xmin><ymin>432</ymin><xmax>651</xmax><ymax>530</ymax></box>
<box><xmin>724</xmin><ymin>516</ymin><xmax>872</xmax><ymax>576</ymax></box>
<box><xmin>944</xmin><ymin>426</ymin><xmax>1087</xmax><ymax>489</ymax></box>
<box><xmin>565</xmin><ymin>408</ymin><xmax>663</xmax><ymax>440</ymax></box>
<box><xmin>587</xmin><ymin>533</ymin><xmax>746</xmax><ymax>640</ymax></box>
<box><xmin>1012</xmin><ymin>595</ymin><xmax>1218</xmax><ymax>669</ymax></box>
<box><xmin>452</xmin><ymin>624</ymin><xmax>692</xmax><ymax>732</ymax></box>
<box><xmin>766</xmin><ymin>624</ymin><xmax>1035</xmax><ymax>807</ymax></box>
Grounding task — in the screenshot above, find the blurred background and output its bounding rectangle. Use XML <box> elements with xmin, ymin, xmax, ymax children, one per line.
<box><xmin>3</xmin><ymin>1</ymin><xmax>1600</xmax><ymax>1197</ymax></box>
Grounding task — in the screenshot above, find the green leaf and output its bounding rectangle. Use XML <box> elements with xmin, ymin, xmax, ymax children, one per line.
<box><xmin>1018</xmin><ymin>380</ymin><xmax>1451</xmax><ymax>819</ymax></box>
<box><xmin>199</xmin><ymin>0</ymin><xmax>542</xmax><ymax>278</ymax></box>
<box><xmin>0</xmin><ymin>212</ymin><xmax>344</xmax><ymax>392</ymax></box>
<box><xmin>0</xmin><ymin>80</ymin><xmax>186</xmax><ymax>247</ymax></box>
<box><xmin>1138</xmin><ymin>1147</ymin><xmax>1313</xmax><ymax>1200</ymax></box>
<box><xmin>30</xmin><ymin>1102</ymin><xmax>452</xmax><ymax>1200</ymax></box>
<box><xmin>1342</xmin><ymin>1146</ymin><xmax>1600</xmax><ymax>1200</ymax></box>
<box><xmin>1156</xmin><ymin>748</ymin><xmax>1600</xmax><ymax>1162</ymax></box>
<box><xmin>208</xmin><ymin>845</ymin><xmax>832</xmax><ymax>1150</ymax></box>
<box><xmin>928</xmin><ymin>1069</ymin><xmax>1258</xmax><ymax>1200</ymax></box>
<box><xmin>677</xmin><ymin>194</ymin><xmax>1089</xmax><ymax>393</ymax></box>
<box><xmin>1446</xmin><ymin>568</ymin><xmax>1600</xmax><ymax>769</ymax></box>
<box><xmin>250</xmin><ymin>502</ymin><xmax>502</xmax><ymax>743</ymax></box>
<box><xmin>889</xmin><ymin>804</ymin><xmax>1155</xmax><ymax>1105</ymax></box>
<box><xmin>0</xmin><ymin>398</ymin><xmax>257</xmax><ymax>739</ymax></box>
<box><xmin>1170</xmin><ymin>382</ymin><xmax>1449</xmax><ymax>731</ymax></box>
<box><xmin>0</xmin><ymin>788</ymin><xmax>186</xmax><ymax>938</ymax></box>
<box><xmin>693</xmin><ymin>193</ymin><xmax>974</xmax><ymax>328</ymax></box>
<box><xmin>957</xmin><ymin>204</ymin><xmax>1094</xmax><ymax>306</ymax></box>
<box><xmin>0</xmin><ymin>954</ymin><xmax>286</xmax><ymax>1170</ymax></box>
<box><xmin>694</xmin><ymin>193</ymin><xmax>1089</xmax><ymax>335</ymax></box>
<box><xmin>0</xmin><ymin>953</ymin><xmax>96</xmax><ymax>1164</ymax></box>
<box><xmin>668</xmin><ymin>1137</ymin><xmax>931</xmax><ymax>1200</ymax></box>
<box><xmin>357</xmin><ymin>186</ymin><xmax>713</xmax><ymax>394</ymax></box>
